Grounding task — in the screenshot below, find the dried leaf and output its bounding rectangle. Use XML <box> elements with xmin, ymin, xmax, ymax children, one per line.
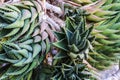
<box><xmin>0</xmin><ymin>0</ymin><xmax>5</xmax><ymax>3</ymax></box>
<box><xmin>41</xmin><ymin>31</ymin><xmax>48</xmax><ymax>40</ymax></box>
<box><xmin>47</xmin><ymin>16</ymin><xmax>61</xmax><ymax>30</ymax></box>
<box><xmin>81</xmin><ymin>0</ymin><xmax>106</xmax><ymax>13</ymax></box>
<box><xmin>45</xmin><ymin>2</ymin><xmax>63</xmax><ymax>15</ymax></box>
<box><xmin>46</xmin><ymin>27</ymin><xmax>55</xmax><ymax>42</ymax></box>
<box><xmin>50</xmin><ymin>14</ymin><xmax>65</xmax><ymax>27</ymax></box>
<box><xmin>40</xmin><ymin>21</ymin><xmax>48</xmax><ymax>33</ymax></box>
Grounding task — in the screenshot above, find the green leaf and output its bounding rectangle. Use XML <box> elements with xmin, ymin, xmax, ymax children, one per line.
<box><xmin>64</xmin><ymin>27</ymin><xmax>73</xmax><ymax>44</ymax></box>
<box><xmin>68</xmin><ymin>44</ymin><xmax>79</xmax><ymax>53</ymax></box>
<box><xmin>21</xmin><ymin>9</ymin><xmax>31</xmax><ymax>20</ymax></box>
<box><xmin>6</xmin><ymin>65</ymin><xmax>29</xmax><ymax>76</ymax></box>
<box><xmin>77</xmin><ymin>21</ymin><xmax>85</xmax><ymax>34</ymax></box>
<box><xmin>41</xmin><ymin>41</ymin><xmax>46</xmax><ymax>54</ymax></box>
<box><xmin>45</xmin><ymin>38</ymin><xmax>51</xmax><ymax>53</ymax></box>
<box><xmin>77</xmin><ymin>64</ymin><xmax>86</xmax><ymax>71</ymax></box>
<box><xmin>4</xmin><ymin>19</ymin><xmax>24</xmax><ymax>29</ymax></box>
<box><xmin>53</xmin><ymin>31</ymin><xmax>65</xmax><ymax>40</ymax></box>
<box><xmin>81</xmin><ymin>27</ymin><xmax>93</xmax><ymax>39</ymax></box>
<box><xmin>65</xmin><ymin>17</ymin><xmax>75</xmax><ymax>32</ymax></box>
<box><xmin>0</xmin><ymin>29</ymin><xmax>12</xmax><ymax>38</ymax></box>
<box><xmin>53</xmin><ymin>39</ymin><xmax>69</xmax><ymax>51</ymax></box>
<box><xmin>53</xmin><ymin>51</ymin><xmax>67</xmax><ymax>59</ymax></box>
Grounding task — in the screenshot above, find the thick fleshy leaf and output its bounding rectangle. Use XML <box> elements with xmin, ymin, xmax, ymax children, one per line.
<box><xmin>53</xmin><ymin>39</ymin><xmax>69</xmax><ymax>51</ymax></box>
<box><xmin>53</xmin><ymin>31</ymin><xmax>65</xmax><ymax>40</ymax></box>
<box><xmin>65</xmin><ymin>17</ymin><xmax>75</xmax><ymax>32</ymax></box>
<box><xmin>53</xmin><ymin>51</ymin><xmax>67</xmax><ymax>59</ymax></box>
<box><xmin>64</xmin><ymin>27</ymin><xmax>73</xmax><ymax>44</ymax></box>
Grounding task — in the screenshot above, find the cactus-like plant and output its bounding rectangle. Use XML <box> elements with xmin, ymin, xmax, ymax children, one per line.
<box><xmin>0</xmin><ymin>1</ymin><xmax>63</xmax><ymax>79</ymax></box>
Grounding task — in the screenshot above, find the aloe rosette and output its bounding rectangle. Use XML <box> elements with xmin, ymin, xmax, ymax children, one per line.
<box><xmin>50</xmin><ymin>9</ymin><xmax>94</xmax><ymax>80</ymax></box>
<box><xmin>0</xmin><ymin>1</ymin><xmax>63</xmax><ymax>79</ymax></box>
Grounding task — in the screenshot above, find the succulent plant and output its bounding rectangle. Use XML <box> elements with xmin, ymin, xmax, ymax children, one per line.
<box><xmin>89</xmin><ymin>12</ymin><xmax>120</xmax><ymax>70</ymax></box>
<box><xmin>51</xmin><ymin>9</ymin><xmax>94</xmax><ymax>80</ymax></box>
<box><xmin>51</xmin><ymin>63</ymin><xmax>90</xmax><ymax>80</ymax></box>
<box><xmin>0</xmin><ymin>0</ymin><xmax>63</xmax><ymax>79</ymax></box>
<box><xmin>0</xmin><ymin>0</ymin><xmax>120</xmax><ymax>80</ymax></box>
<box><xmin>63</xmin><ymin>0</ymin><xmax>120</xmax><ymax>70</ymax></box>
<box><xmin>53</xmin><ymin>9</ymin><xmax>94</xmax><ymax>60</ymax></box>
<box><xmin>64</xmin><ymin>0</ymin><xmax>118</xmax><ymax>22</ymax></box>
<box><xmin>86</xmin><ymin>0</ymin><xmax>120</xmax><ymax>70</ymax></box>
